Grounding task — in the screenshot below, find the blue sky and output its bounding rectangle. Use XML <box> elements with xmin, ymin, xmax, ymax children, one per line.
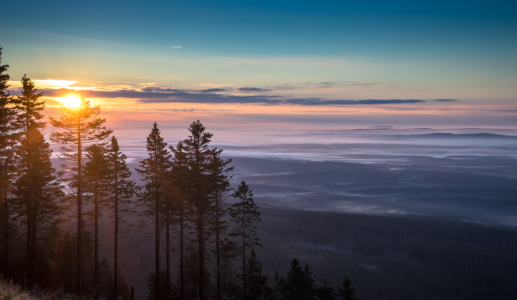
<box><xmin>1</xmin><ymin>0</ymin><xmax>516</xmax><ymax>132</ymax></box>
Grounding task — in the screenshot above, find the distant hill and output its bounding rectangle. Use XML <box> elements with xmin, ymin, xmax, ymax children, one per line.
<box><xmin>406</xmin><ymin>133</ymin><xmax>517</xmax><ymax>139</ymax></box>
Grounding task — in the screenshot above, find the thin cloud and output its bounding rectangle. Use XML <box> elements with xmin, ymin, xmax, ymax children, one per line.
<box><xmin>33</xmin><ymin>87</ymin><xmax>430</xmax><ymax>106</ymax></box>
<box><xmin>237</xmin><ymin>87</ymin><xmax>273</xmax><ymax>92</ymax></box>
<box><xmin>170</xmin><ymin>46</ymin><xmax>182</xmax><ymax>49</ymax></box>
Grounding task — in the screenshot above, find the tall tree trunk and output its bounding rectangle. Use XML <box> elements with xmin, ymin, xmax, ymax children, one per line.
<box><xmin>242</xmin><ymin>202</ymin><xmax>246</xmax><ymax>300</ymax></box>
<box><xmin>94</xmin><ymin>181</ymin><xmax>99</xmax><ymax>300</ymax></box>
<box><xmin>76</xmin><ymin>116</ymin><xmax>82</xmax><ymax>296</ymax></box>
<box><xmin>198</xmin><ymin>217</ymin><xmax>205</xmax><ymax>300</ymax></box>
<box><xmin>179</xmin><ymin>203</ymin><xmax>184</xmax><ymax>300</ymax></box>
<box><xmin>215</xmin><ymin>193</ymin><xmax>221</xmax><ymax>299</ymax></box>
<box><xmin>166</xmin><ymin>217</ymin><xmax>170</xmax><ymax>300</ymax></box>
<box><xmin>3</xmin><ymin>194</ymin><xmax>8</xmax><ymax>277</ymax></box>
<box><xmin>114</xmin><ymin>163</ymin><xmax>119</xmax><ymax>297</ymax></box>
<box><xmin>155</xmin><ymin>186</ymin><xmax>160</xmax><ymax>300</ymax></box>
<box><xmin>25</xmin><ymin>123</ymin><xmax>33</xmax><ymax>285</ymax></box>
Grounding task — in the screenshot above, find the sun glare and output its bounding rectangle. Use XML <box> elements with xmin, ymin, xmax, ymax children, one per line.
<box><xmin>58</xmin><ymin>96</ymin><xmax>82</xmax><ymax>108</ymax></box>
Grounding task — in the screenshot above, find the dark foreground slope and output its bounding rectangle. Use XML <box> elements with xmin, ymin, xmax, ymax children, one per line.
<box><xmin>255</xmin><ymin>208</ymin><xmax>517</xmax><ymax>300</ymax></box>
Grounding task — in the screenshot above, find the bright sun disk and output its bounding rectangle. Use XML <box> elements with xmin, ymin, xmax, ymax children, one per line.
<box><xmin>59</xmin><ymin>96</ymin><xmax>81</xmax><ymax>108</ymax></box>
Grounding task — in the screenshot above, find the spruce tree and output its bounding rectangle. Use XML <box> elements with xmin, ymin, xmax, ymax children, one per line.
<box><xmin>107</xmin><ymin>136</ymin><xmax>136</xmax><ymax>297</ymax></box>
<box><xmin>229</xmin><ymin>181</ymin><xmax>262</xmax><ymax>300</ymax></box>
<box><xmin>179</xmin><ymin>120</ymin><xmax>217</xmax><ymax>300</ymax></box>
<box><xmin>83</xmin><ymin>144</ymin><xmax>110</xmax><ymax>300</ymax></box>
<box><xmin>245</xmin><ymin>250</ymin><xmax>271</xmax><ymax>300</ymax></box>
<box><xmin>208</xmin><ymin>150</ymin><xmax>233</xmax><ymax>298</ymax></box>
<box><xmin>12</xmin><ymin>75</ymin><xmax>64</xmax><ymax>285</ymax></box>
<box><xmin>316</xmin><ymin>279</ymin><xmax>335</xmax><ymax>300</ymax></box>
<box><xmin>169</xmin><ymin>140</ymin><xmax>191</xmax><ymax>300</ymax></box>
<box><xmin>136</xmin><ymin>122</ymin><xmax>171</xmax><ymax>300</ymax></box>
<box><xmin>50</xmin><ymin>97</ymin><xmax>112</xmax><ymax>294</ymax></box>
<box><xmin>286</xmin><ymin>258</ymin><xmax>315</xmax><ymax>300</ymax></box>
<box><xmin>336</xmin><ymin>278</ymin><xmax>356</xmax><ymax>300</ymax></box>
<box><xmin>11</xmin><ymin>75</ymin><xmax>45</xmax><ymax>283</ymax></box>
<box><xmin>0</xmin><ymin>46</ymin><xmax>18</xmax><ymax>277</ymax></box>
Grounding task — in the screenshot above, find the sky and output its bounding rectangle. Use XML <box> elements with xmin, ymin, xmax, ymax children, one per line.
<box><xmin>1</xmin><ymin>0</ymin><xmax>517</xmax><ymax>145</ymax></box>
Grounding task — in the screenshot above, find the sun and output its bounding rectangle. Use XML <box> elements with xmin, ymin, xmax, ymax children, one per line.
<box><xmin>58</xmin><ymin>96</ymin><xmax>82</xmax><ymax>108</ymax></box>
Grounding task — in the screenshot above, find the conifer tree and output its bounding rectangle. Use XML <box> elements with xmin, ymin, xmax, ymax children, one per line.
<box><xmin>286</xmin><ymin>258</ymin><xmax>315</xmax><ymax>300</ymax></box>
<box><xmin>336</xmin><ymin>278</ymin><xmax>356</xmax><ymax>300</ymax></box>
<box><xmin>12</xmin><ymin>75</ymin><xmax>64</xmax><ymax>285</ymax></box>
<box><xmin>245</xmin><ymin>250</ymin><xmax>271</xmax><ymax>300</ymax></box>
<box><xmin>208</xmin><ymin>150</ymin><xmax>233</xmax><ymax>298</ymax></box>
<box><xmin>316</xmin><ymin>279</ymin><xmax>335</xmax><ymax>300</ymax></box>
<box><xmin>11</xmin><ymin>75</ymin><xmax>45</xmax><ymax>283</ymax></box>
<box><xmin>107</xmin><ymin>136</ymin><xmax>136</xmax><ymax>297</ymax></box>
<box><xmin>0</xmin><ymin>46</ymin><xmax>18</xmax><ymax>277</ymax></box>
<box><xmin>169</xmin><ymin>140</ymin><xmax>191</xmax><ymax>300</ymax></box>
<box><xmin>136</xmin><ymin>122</ymin><xmax>171</xmax><ymax>300</ymax></box>
<box><xmin>50</xmin><ymin>98</ymin><xmax>112</xmax><ymax>294</ymax></box>
<box><xmin>179</xmin><ymin>120</ymin><xmax>218</xmax><ymax>300</ymax></box>
<box><xmin>83</xmin><ymin>144</ymin><xmax>110</xmax><ymax>300</ymax></box>
<box><xmin>229</xmin><ymin>181</ymin><xmax>262</xmax><ymax>300</ymax></box>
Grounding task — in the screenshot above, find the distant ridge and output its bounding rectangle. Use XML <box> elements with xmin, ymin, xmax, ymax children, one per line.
<box><xmin>407</xmin><ymin>133</ymin><xmax>517</xmax><ymax>139</ymax></box>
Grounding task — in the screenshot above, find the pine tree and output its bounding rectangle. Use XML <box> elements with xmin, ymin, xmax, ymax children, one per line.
<box><xmin>286</xmin><ymin>258</ymin><xmax>315</xmax><ymax>300</ymax></box>
<box><xmin>136</xmin><ymin>122</ymin><xmax>171</xmax><ymax>300</ymax></box>
<box><xmin>0</xmin><ymin>45</ymin><xmax>18</xmax><ymax>278</ymax></box>
<box><xmin>50</xmin><ymin>98</ymin><xmax>112</xmax><ymax>294</ymax></box>
<box><xmin>316</xmin><ymin>279</ymin><xmax>335</xmax><ymax>300</ymax></box>
<box><xmin>83</xmin><ymin>144</ymin><xmax>110</xmax><ymax>300</ymax></box>
<box><xmin>179</xmin><ymin>120</ymin><xmax>217</xmax><ymax>300</ymax></box>
<box><xmin>169</xmin><ymin>140</ymin><xmax>191</xmax><ymax>300</ymax></box>
<box><xmin>228</xmin><ymin>181</ymin><xmax>262</xmax><ymax>300</ymax></box>
<box><xmin>245</xmin><ymin>250</ymin><xmax>271</xmax><ymax>300</ymax></box>
<box><xmin>336</xmin><ymin>278</ymin><xmax>356</xmax><ymax>300</ymax></box>
<box><xmin>11</xmin><ymin>75</ymin><xmax>64</xmax><ymax>285</ymax></box>
<box><xmin>11</xmin><ymin>75</ymin><xmax>45</xmax><ymax>283</ymax></box>
<box><xmin>208</xmin><ymin>150</ymin><xmax>233</xmax><ymax>298</ymax></box>
<box><xmin>107</xmin><ymin>136</ymin><xmax>136</xmax><ymax>298</ymax></box>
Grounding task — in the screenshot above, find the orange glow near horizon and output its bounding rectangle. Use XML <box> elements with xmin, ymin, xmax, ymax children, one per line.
<box><xmin>58</xmin><ymin>96</ymin><xmax>82</xmax><ymax>108</ymax></box>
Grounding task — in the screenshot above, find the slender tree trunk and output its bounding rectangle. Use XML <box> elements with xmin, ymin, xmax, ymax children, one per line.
<box><xmin>242</xmin><ymin>202</ymin><xmax>246</xmax><ymax>300</ymax></box>
<box><xmin>3</xmin><ymin>194</ymin><xmax>8</xmax><ymax>277</ymax></box>
<box><xmin>179</xmin><ymin>202</ymin><xmax>184</xmax><ymax>300</ymax></box>
<box><xmin>30</xmin><ymin>206</ymin><xmax>37</xmax><ymax>282</ymax></box>
<box><xmin>155</xmin><ymin>185</ymin><xmax>160</xmax><ymax>300</ymax></box>
<box><xmin>198</xmin><ymin>217</ymin><xmax>205</xmax><ymax>300</ymax></box>
<box><xmin>215</xmin><ymin>194</ymin><xmax>221</xmax><ymax>299</ymax></box>
<box><xmin>25</xmin><ymin>122</ymin><xmax>33</xmax><ymax>285</ymax></box>
<box><xmin>76</xmin><ymin>116</ymin><xmax>82</xmax><ymax>295</ymax></box>
<box><xmin>114</xmin><ymin>162</ymin><xmax>119</xmax><ymax>297</ymax></box>
<box><xmin>94</xmin><ymin>181</ymin><xmax>99</xmax><ymax>300</ymax></box>
<box><xmin>166</xmin><ymin>216</ymin><xmax>170</xmax><ymax>300</ymax></box>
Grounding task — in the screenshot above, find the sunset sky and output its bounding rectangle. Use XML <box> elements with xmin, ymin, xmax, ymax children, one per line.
<box><xmin>1</xmin><ymin>0</ymin><xmax>516</xmax><ymax>144</ymax></box>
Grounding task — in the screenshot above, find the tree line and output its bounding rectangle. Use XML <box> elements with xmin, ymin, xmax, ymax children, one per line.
<box><xmin>0</xmin><ymin>46</ymin><xmax>356</xmax><ymax>300</ymax></box>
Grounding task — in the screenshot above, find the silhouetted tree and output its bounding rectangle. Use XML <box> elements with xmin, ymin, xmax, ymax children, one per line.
<box><xmin>83</xmin><ymin>144</ymin><xmax>110</xmax><ymax>300</ymax></box>
<box><xmin>136</xmin><ymin>122</ymin><xmax>171</xmax><ymax>300</ymax></box>
<box><xmin>11</xmin><ymin>75</ymin><xmax>64</xmax><ymax>285</ymax></box>
<box><xmin>169</xmin><ymin>141</ymin><xmax>189</xmax><ymax>300</ymax></box>
<box><xmin>179</xmin><ymin>120</ymin><xmax>216</xmax><ymax>300</ymax></box>
<box><xmin>316</xmin><ymin>279</ymin><xmax>335</xmax><ymax>300</ymax></box>
<box><xmin>50</xmin><ymin>97</ymin><xmax>112</xmax><ymax>294</ymax></box>
<box><xmin>286</xmin><ymin>258</ymin><xmax>315</xmax><ymax>300</ymax></box>
<box><xmin>207</xmin><ymin>150</ymin><xmax>233</xmax><ymax>298</ymax></box>
<box><xmin>245</xmin><ymin>250</ymin><xmax>271</xmax><ymax>300</ymax></box>
<box><xmin>336</xmin><ymin>278</ymin><xmax>356</xmax><ymax>300</ymax></box>
<box><xmin>229</xmin><ymin>181</ymin><xmax>262</xmax><ymax>300</ymax></box>
<box><xmin>107</xmin><ymin>136</ymin><xmax>136</xmax><ymax>298</ymax></box>
<box><xmin>0</xmin><ymin>45</ymin><xmax>18</xmax><ymax>278</ymax></box>
<box><xmin>11</xmin><ymin>75</ymin><xmax>45</xmax><ymax>283</ymax></box>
